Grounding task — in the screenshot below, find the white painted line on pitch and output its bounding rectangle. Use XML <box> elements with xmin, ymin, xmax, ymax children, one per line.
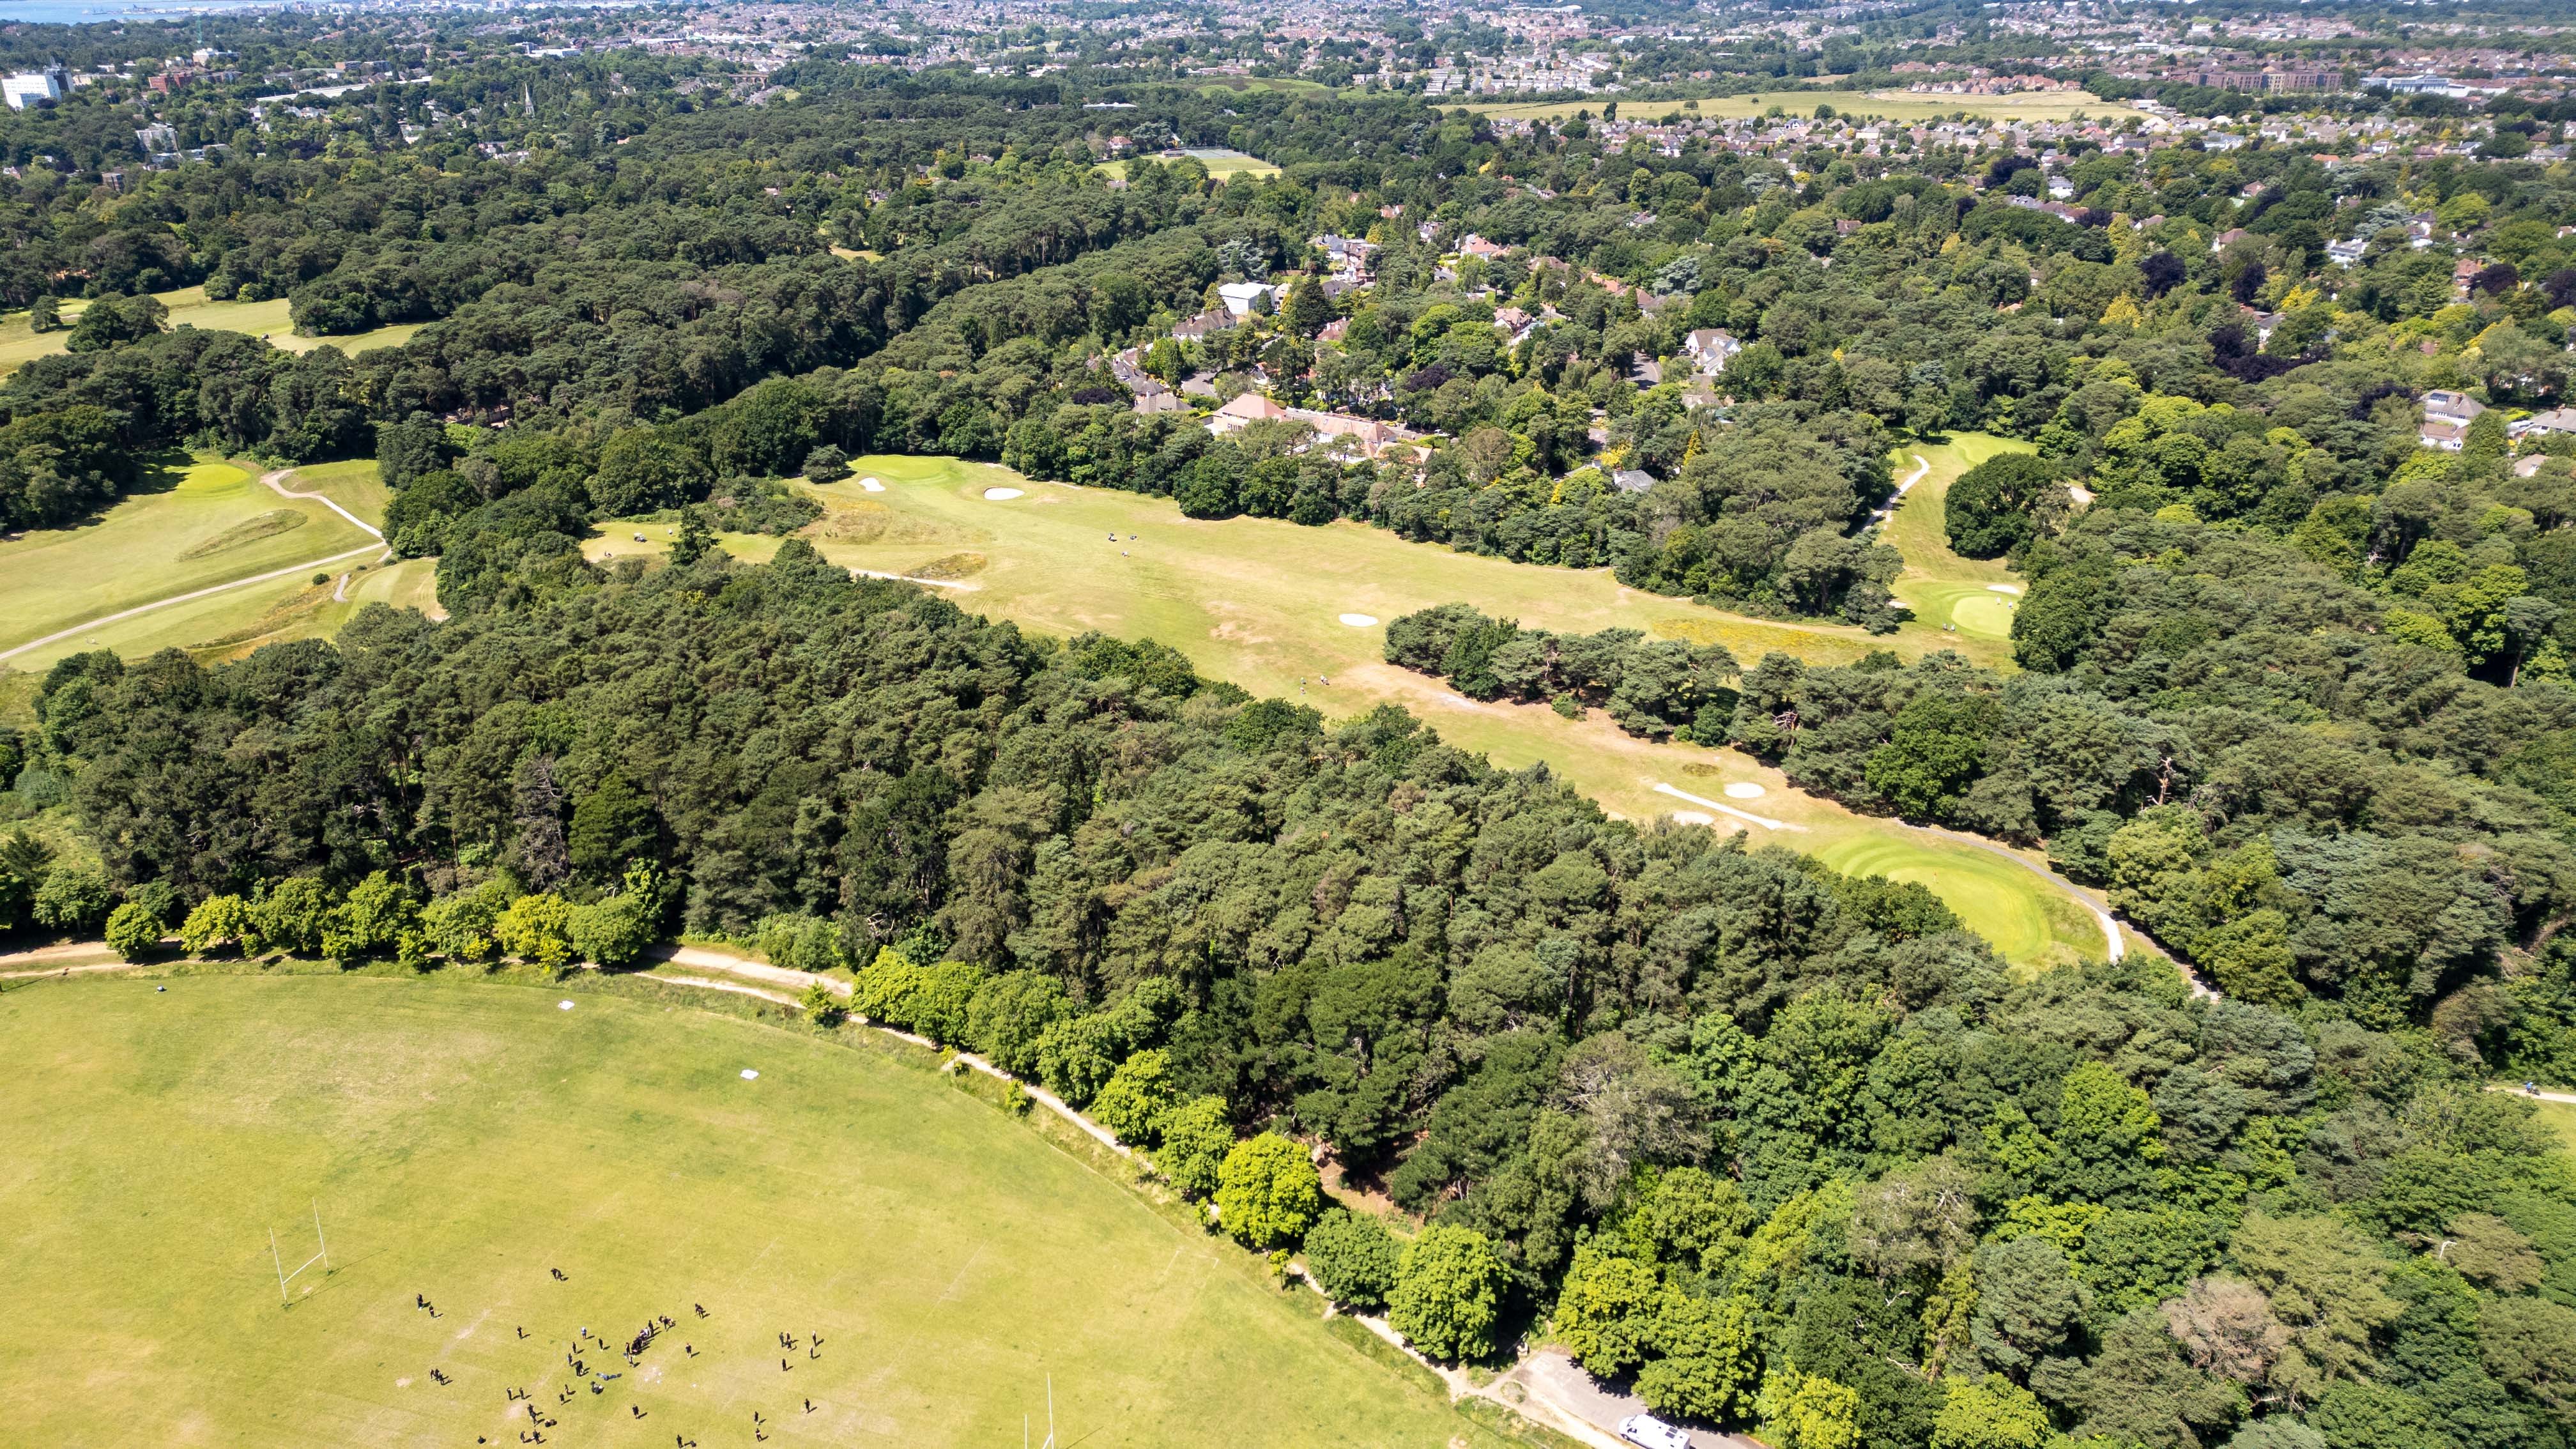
<box><xmin>1653</xmin><ymin>783</ymin><xmax>1797</xmax><ymax>831</ymax></box>
<box><xmin>0</xmin><ymin>545</ymin><xmax>386</xmax><ymax>662</ymax></box>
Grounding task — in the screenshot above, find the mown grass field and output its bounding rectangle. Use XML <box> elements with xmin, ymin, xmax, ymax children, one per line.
<box><xmin>1882</xmin><ymin>433</ymin><xmax>2034</xmax><ymax>663</ymax></box>
<box><xmin>0</xmin><ymin>972</ymin><xmax>1506</xmax><ymax>1448</ymax></box>
<box><xmin>0</xmin><ymin>286</ymin><xmax>426</xmax><ymax>375</ymax></box>
<box><xmin>0</xmin><ymin>456</ymin><xmax>381</xmax><ymax>664</ymax></box>
<box><xmin>2532</xmin><ymin>1096</ymin><xmax>2576</xmax><ymax>1156</ymax></box>
<box><xmin>1097</xmin><ymin>148</ymin><xmax>1282</xmax><ymax>182</ymax></box>
<box><xmin>1466</xmin><ymin>89</ymin><xmax>2138</xmax><ymax>126</ymax></box>
<box><xmin>584</xmin><ymin>454</ymin><xmax>2114</xmax><ymax>967</ymax></box>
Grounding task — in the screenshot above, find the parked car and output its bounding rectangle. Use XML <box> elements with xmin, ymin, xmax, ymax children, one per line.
<box><xmin>1618</xmin><ymin>1414</ymin><xmax>1690</xmax><ymax>1449</ymax></box>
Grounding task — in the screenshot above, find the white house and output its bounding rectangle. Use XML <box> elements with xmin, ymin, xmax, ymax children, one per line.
<box><xmin>2421</xmin><ymin>389</ymin><xmax>2487</xmax><ymax>450</ymax></box>
<box><xmin>1683</xmin><ymin>328</ymin><xmax>1741</xmax><ymax>374</ymax></box>
<box><xmin>1215</xmin><ymin>281</ymin><xmax>1286</xmax><ymax>318</ymax></box>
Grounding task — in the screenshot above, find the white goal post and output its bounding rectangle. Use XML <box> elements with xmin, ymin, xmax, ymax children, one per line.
<box><xmin>270</xmin><ymin>1200</ymin><xmax>330</xmax><ymax>1307</ymax></box>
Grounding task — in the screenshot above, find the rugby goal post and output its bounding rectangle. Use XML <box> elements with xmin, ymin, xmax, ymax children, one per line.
<box><xmin>270</xmin><ymin>1200</ymin><xmax>330</xmax><ymax>1307</ymax></box>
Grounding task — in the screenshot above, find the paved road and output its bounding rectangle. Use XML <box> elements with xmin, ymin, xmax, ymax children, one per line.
<box><xmin>1503</xmin><ymin>1351</ymin><xmax>1761</xmax><ymax>1449</ymax></box>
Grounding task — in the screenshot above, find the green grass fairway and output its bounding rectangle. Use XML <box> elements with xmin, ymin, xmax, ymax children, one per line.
<box><xmin>1192</xmin><ymin>76</ymin><xmax>1334</xmax><ymax>97</ymax></box>
<box><xmin>0</xmin><ymin>553</ymin><xmax>439</xmax><ymax>674</ymax></box>
<box><xmin>0</xmin><ymin>456</ymin><xmax>379</xmax><ymax>661</ymax></box>
<box><xmin>1467</xmin><ymin>89</ymin><xmax>2135</xmax><ymax>126</ymax></box>
<box><xmin>283</xmin><ymin>458</ymin><xmax>397</xmax><ymax>528</ymax></box>
<box><xmin>1883</xmin><ymin>434</ymin><xmax>2034</xmax><ymax>662</ymax></box>
<box><xmin>0</xmin><ymin>287</ymin><xmax>426</xmax><ymax>375</ymax></box>
<box><xmin>2531</xmin><ymin>1096</ymin><xmax>2576</xmax><ymax>1155</ymax></box>
<box><xmin>581</xmin><ymin>454</ymin><xmax>2109</xmax><ymax>967</ymax></box>
<box><xmin>0</xmin><ymin>973</ymin><xmax>1499</xmax><ymax>1448</ymax></box>
<box><xmin>1098</xmin><ymin>148</ymin><xmax>1281</xmax><ymax>183</ymax></box>
<box><xmin>1812</xmin><ymin>829</ymin><xmax>2107</xmax><ymax>969</ymax></box>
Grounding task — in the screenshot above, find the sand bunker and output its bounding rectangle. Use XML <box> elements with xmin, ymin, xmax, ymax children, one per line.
<box><xmin>1986</xmin><ymin>583</ymin><xmax>2023</xmax><ymax>595</ymax></box>
<box><xmin>859</xmin><ymin>477</ymin><xmax>885</xmax><ymax>492</ymax></box>
<box><xmin>1724</xmin><ymin>782</ymin><xmax>1767</xmax><ymax>800</ymax></box>
<box><xmin>1671</xmin><ymin>811</ymin><xmax>1716</xmax><ymax>826</ymax></box>
<box><xmin>982</xmin><ymin>487</ymin><xmax>1024</xmax><ymax>501</ymax></box>
<box><xmin>1338</xmin><ymin>613</ymin><xmax>1379</xmax><ymax>627</ymax></box>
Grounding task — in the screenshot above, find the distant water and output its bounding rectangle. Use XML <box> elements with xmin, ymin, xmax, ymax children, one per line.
<box><xmin>0</xmin><ymin>0</ymin><xmax>282</xmax><ymax>24</ymax></box>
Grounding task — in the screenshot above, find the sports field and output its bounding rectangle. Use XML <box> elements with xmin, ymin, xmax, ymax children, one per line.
<box><xmin>1466</xmin><ymin>89</ymin><xmax>2137</xmax><ymax>126</ymax></box>
<box><xmin>585</xmin><ymin>454</ymin><xmax>2117</xmax><ymax>967</ymax></box>
<box><xmin>0</xmin><ymin>456</ymin><xmax>385</xmax><ymax>665</ymax></box>
<box><xmin>1882</xmin><ymin>433</ymin><xmax>2033</xmax><ymax>664</ymax></box>
<box><xmin>0</xmin><ymin>286</ymin><xmax>426</xmax><ymax>375</ymax></box>
<box><xmin>0</xmin><ymin>972</ymin><xmax>1501</xmax><ymax>1448</ymax></box>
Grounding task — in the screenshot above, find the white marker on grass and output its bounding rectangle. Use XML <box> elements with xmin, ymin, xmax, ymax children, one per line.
<box><xmin>558</xmin><ymin>1000</ymin><xmax>575</xmax><ymax>1011</ymax></box>
<box><xmin>740</xmin><ymin>1069</ymin><xmax>760</xmax><ymax>1080</ymax></box>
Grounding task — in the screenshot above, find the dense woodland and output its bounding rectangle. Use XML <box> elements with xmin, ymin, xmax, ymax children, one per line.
<box><xmin>4</xmin><ymin>44</ymin><xmax>2576</xmax><ymax>1449</ymax></box>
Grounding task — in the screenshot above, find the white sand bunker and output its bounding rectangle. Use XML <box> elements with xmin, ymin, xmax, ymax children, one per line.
<box><xmin>1338</xmin><ymin>613</ymin><xmax>1379</xmax><ymax>627</ymax></box>
<box><xmin>1724</xmin><ymin>782</ymin><xmax>1767</xmax><ymax>799</ymax></box>
<box><xmin>859</xmin><ymin>476</ymin><xmax>885</xmax><ymax>492</ymax></box>
<box><xmin>1986</xmin><ymin>583</ymin><xmax>2023</xmax><ymax>595</ymax></box>
<box><xmin>740</xmin><ymin>1069</ymin><xmax>760</xmax><ymax>1080</ymax></box>
<box><xmin>982</xmin><ymin>487</ymin><xmax>1024</xmax><ymax>500</ymax></box>
<box><xmin>1671</xmin><ymin>811</ymin><xmax>1715</xmax><ymax>826</ymax></box>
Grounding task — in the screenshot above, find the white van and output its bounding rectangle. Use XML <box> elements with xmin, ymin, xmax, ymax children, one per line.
<box><xmin>1617</xmin><ymin>1414</ymin><xmax>1691</xmax><ymax>1449</ymax></box>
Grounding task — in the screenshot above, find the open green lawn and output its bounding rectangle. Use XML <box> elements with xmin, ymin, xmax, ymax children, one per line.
<box><xmin>1192</xmin><ymin>76</ymin><xmax>1335</xmax><ymax>97</ymax></box>
<box><xmin>1882</xmin><ymin>433</ymin><xmax>2034</xmax><ymax>661</ymax></box>
<box><xmin>1098</xmin><ymin>148</ymin><xmax>1281</xmax><ymax>182</ymax></box>
<box><xmin>284</xmin><ymin>457</ymin><xmax>397</xmax><ymax>528</ymax></box>
<box><xmin>583</xmin><ymin>454</ymin><xmax>2111</xmax><ymax>968</ymax></box>
<box><xmin>0</xmin><ymin>456</ymin><xmax>379</xmax><ymax>662</ymax></box>
<box><xmin>2531</xmin><ymin>1096</ymin><xmax>2576</xmax><ymax>1156</ymax></box>
<box><xmin>0</xmin><ymin>551</ymin><xmax>439</xmax><ymax>675</ymax></box>
<box><xmin>0</xmin><ymin>972</ymin><xmax>1505</xmax><ymax>1448</ymax></box>
<box><xmin>1467</xmin><ymin>89</ymin><xmax>2137</xmax><ymax>126</ymax></box>
<box><xmin>0</xmin><ymin>286</ymin><xmax>426</xmax><ymax>376</ymax></box>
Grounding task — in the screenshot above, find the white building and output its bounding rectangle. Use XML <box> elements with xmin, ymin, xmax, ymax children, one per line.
<box><xmin>1215</xmin><ymin>280</ymin><xmax>1286</xmax><ymax>318</ymax></box>
<box><xmin>4</xmin><ymin>66</ymin><xmax>66</xmax><ymax>110</ymax></box>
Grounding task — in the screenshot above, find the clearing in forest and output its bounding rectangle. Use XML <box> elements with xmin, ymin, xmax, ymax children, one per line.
<box><xmin>0</xmin><ymin>286</ymin><xmax>425</xmax><ymax>376</ymax></box>
<box><xmin>1880</xmin><ymin>433</ymin><xmax>2034</xmax><ymax>656</ymax></box>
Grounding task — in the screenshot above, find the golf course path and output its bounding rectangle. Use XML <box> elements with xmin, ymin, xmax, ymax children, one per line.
<box><xmin>261</xmin><ymin>466</ymin><xmax>384</xmax><ymax>540</ymax></box>
<box><xmin>1867</xmin><ymin>452</ymin><xmax>1931</xmax><ymax>528</ymax></box>
<box><xmin>0</xmin><ymin>542</ymin><xmax>386</xmax><ymax>664</ymax></box>
<box><xmin>2488</xmin><ymin>1084</ymin><xmax>2576</xmax><ymax>1106</ymax></box>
